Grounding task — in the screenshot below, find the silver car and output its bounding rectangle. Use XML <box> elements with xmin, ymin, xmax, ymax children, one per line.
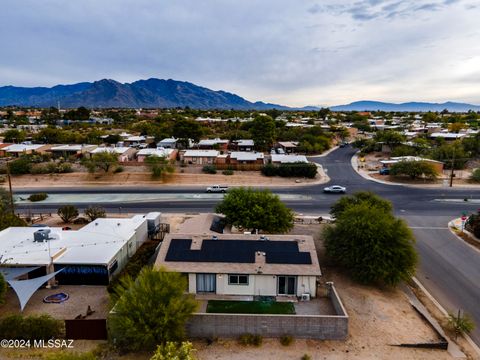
<box><xmin>323</xmin><ymin>185</ymin><xmax>346</xmax><ymax>194</ymax></box>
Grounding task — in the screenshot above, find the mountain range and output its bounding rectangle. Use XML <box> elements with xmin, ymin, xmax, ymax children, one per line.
<box><xmin>0</xmin><ymin>78</ymin><xmax>303</xmax><ymax>110</ymax></box>
<box><xmin>1</xmin><ymin>79</ymin><xmax>479</xmax><ymax>112</ymax></box>
<box><xmin>330</xmin><ymin>100</ymin><xmax>480</xmax><ymax>112</ymax></box>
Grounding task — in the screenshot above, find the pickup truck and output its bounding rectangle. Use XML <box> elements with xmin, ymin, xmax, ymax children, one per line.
<box><xmin>206</xmin><ymin>185</ymin><xmax>229</xmax><ymax>193</ymax></box>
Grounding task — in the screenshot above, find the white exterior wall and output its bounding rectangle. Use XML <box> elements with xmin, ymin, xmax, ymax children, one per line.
<box><xmin>188</xmin><ymin>273</ymin><xmax>197</xmax><ymax>293</ymax></box>
<box><xmin>296</xmin><ymin>275</ymin><xmax>317</xmax><ymax>298</ymax></box>
<box><xmin>134</xmin><ymin>221</ymin><xmax>149</xmax><ymax>247</ymax></box>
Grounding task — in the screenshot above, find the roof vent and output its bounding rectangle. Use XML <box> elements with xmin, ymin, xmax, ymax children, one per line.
<box><xmin>33</xmin><ymin>228</ymin><xmax>51</xmax><ymax>242</ymax></box>
<box><xmin>212</xmin><ymin>235</ymin><xmax>218</xmax><ymax>241</ymax></box>
<box><xmin>260</xmin><ymin>236</ymin><xmax>269</xmax><ymax>241</ymax></box>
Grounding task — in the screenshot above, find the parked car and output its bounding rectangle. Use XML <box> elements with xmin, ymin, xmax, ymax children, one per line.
<box><xmin>379</xmin><ymin>167</ymin><xmax>390</xmax><ymax>175</ymax></box>
<box><xmin>206</xmin><ymin>185</ymin><xmax>229</xmax><ymax>193</ymax></box>
<box><xmin>323</xmin><ymin>185</ymin><xmax>346</xmax><ymax>194</ymax></box>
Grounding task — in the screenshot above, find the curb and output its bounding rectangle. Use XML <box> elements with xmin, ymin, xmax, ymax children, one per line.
<box><xmin>448</xmin><ymin>219</ymin><xmax>480</xmax><ymax>256</ymax></box>
<box><xmin>412</xmin><ymin>277</ymin><xmax>480</xmax><ymax>357</ymax></box>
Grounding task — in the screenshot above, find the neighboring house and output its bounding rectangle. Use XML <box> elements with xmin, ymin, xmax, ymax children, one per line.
<box><xmin>123</xmin><ymin>135</ymin><xmax>155</xmax><ymax>147</ymax></box>
<box><xmin>157</xmin><ymin>137</ymin><xmax>178</xmax><ymax>149</ymax></box>
<box><xmin>231</xmin><ymin>139</ymin><xmax>254</xmax><ymax>152</ymax></box>
<box><xmin>380</xmin><ymin>156</ymin><xmax>444</xmax><ymax>173</ymax></box>
<box><xmin>136</xmin><ymin>147</ymin><xmax>177</xmax><ymax>162</ymax></box>
<box><xmin>2</xmin><ymin>144</ymin><xmax>51</xmax><ymax>157</ymax></box>
<box><xmin>429</xmin><ymin>132</ymin><xmax>467</xmax><ymax>141</ymax></box>
<box><xmin>88</xmin><ymin>146</ymin><xmax>137</xmax><ymax>162</ymax></box>
<box><xmin>271</xmin><ymin>154</ymin><xmax>308</xmax><ymax>164</ymax></box>
<box><xmin>49</xmin><ymin>144</ymin><xmax>97</xmax><ymax>158</ymax></box>
<box><xmin>229</xmin><ymin>151</ymin><xmax>265</xmax><ymax>165</ymax></box>
<box><xmin>155</xmin><ymin>234</ymin><xmax>321</xmax><ymax>298</ymax></box>
<box><xmin>181</xmin><ymin>150</ymin><xmax>219</xmax><ymax>165</ymax></box>
<box><xmin>196</xmin><ymin>138</ymin><xmax>229</xmax><ymax>151</ymax></box>
<box><xmin>277</xmin><ymin>141</ymin><xmax>299</xmax><ymax>154</ymax></box>
<box><xmin>0</xmin><ymin>214</ymin><xmax>156</xmax><ymax>286</ymax></box>
<box><xmin>0</xmin><ymin>143</ymin><xmax>12</xmax><ymax>157</ymax></box>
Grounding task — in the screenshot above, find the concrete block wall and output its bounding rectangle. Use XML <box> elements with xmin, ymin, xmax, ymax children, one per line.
<box><xmin>186</xmin><ymin>283</ymin><xmax>348</xmax><ymax>340</ymax></box>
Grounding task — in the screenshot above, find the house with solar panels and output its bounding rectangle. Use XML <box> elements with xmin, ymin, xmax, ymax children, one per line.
<box><xmin>155</xmin><ymin>233</ymin><xmax>321</xmax><ymax>298</ymax></box>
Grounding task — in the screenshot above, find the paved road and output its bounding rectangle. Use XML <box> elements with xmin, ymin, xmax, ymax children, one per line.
<box><xmin>13</xmin><ymin>147</ymin><xmax>480</xmax><ymax>344</ymax></box>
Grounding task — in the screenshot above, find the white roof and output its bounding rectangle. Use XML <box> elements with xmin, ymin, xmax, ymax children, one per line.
<box><xmin>158</xmin><ymin>138</ymin><xmax>177</xmax><ymax>144</ymax></box>
<box><xmin>380</xmin><ymin>156</ymin><xmax>443</xmax><ymax>165</ymax></box>
<box><xmin>89</xmin><ymin>147</ymin><xmax>131</xmax><ymax>155</ymax></box>
<box><xmin>183</xmin><ymin>150</ymin><xmax>219</xmax><ymax>157</ymax></box>
<box><xmin>50</xmin><ymin>144</ymin><xmax>95</xmax><ymax>151</ymax></box>
<box><xmin>4</xmin><ymin>144</ymin><xmax>45</xmax><ymax>153</ymax></box>
<box><xmin>126</xmin><ymin>136</ymin><xmax>146</xmax><ymax>142</ymax></box>
<box><xmin>230</xmin><ymin>151</ymin><xmax>264</xmax><ymax>161</ymax></box>
<box><xmin>198</xmin><ymin>138</ymin><xmax>229</xmax><ymax>146</ymax></box>
<box><xmin>271</xmin><ymin>154</ymin><xmax>308</xmax><ymax>163</ymax></box>
<box><xmin>235</xmin><ymin>139</ymin><xmax>254</xmax><ymax>146</ymax></box>
<box><xmin>137</xmin><ymin>148</ymin><xmax>174</xmax><ymax>157</ymax></box>
<box><xmin>0</xmin><ymin>216</ymin><xmax>148</xmax><ymax>266</ymax></box>
<box><xmin>278</xmin><ymin>141</ymin><xmax>299</xmax><ymax>148</ymax></box>
<box><xmin>430</xmin><ymin>132</ymin><xmax>467</xmax><ymax>139</ymax></box>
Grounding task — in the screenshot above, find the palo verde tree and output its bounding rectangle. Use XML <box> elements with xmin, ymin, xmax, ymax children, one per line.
<box><xmin>324</xmin><ymin>193</ymin><xmax>417</xmax><ymax>286</ymax></box>
<box><xmin>215</xmin><ymin>187</ymin><xmax>294</xmax><ymax>233</ymax></box>
<box><xmin>145</xmin><ymin>155</ymin><xmax>175</xmax><ymax>179</ymax></box>
<box><xmin>108</xmin><ymin>267</ymin><xmax>198</xmax><ymax>352</ymax></box>
<box><xmin>82</xmin><ymin>151</ymin><xmax>118</xmax><ymax>173</ymax></box>
<box><xmin>57</xmin><ymin>205</ymin><xmax>79</xmax><ymax>223</ymax></box>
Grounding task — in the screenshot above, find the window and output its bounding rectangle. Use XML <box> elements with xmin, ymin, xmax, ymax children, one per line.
<box><xmin>228</xmin><ymin>274</ymin><xmax>248</xmax><ymax>285</ymax></box>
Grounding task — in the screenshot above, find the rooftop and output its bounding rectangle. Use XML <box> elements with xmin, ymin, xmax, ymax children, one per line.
<box><xmin>50</xmin><ymin>144</ymin><xmax>96</xmax><ymax>151</ymax></box>
<box><xmin>137</xmin><ymin>147</ymin><xmax>175</xmax><ymax>157</ymax></box>
<box><xmin>0</xmin><ymin>215</ymin><xmax>148</xmax><ymax>267</ymax></box>
<box><xmin>156</xmin><ymin>233</ymin><xmax>321</xmax><ymax>276</ymax></box>
<box><xmin>271</xmin><ymin>154</ymin><xmax>308</xmax><ymax>163</ymax></box>
<box><xmin>89</xmin><ymin>146</ymin><xmax>132</xmax><ymax>154</ymax></box>
<box><xmin>4</xmin><ymin>144</ymin><xmax>46</xmax><ymax>152</ymax></box>
<box><xmin>183</xmin><ymin>150</ymin><xmax>219</xmax><ymax>157</ymax></box>
<box><xmin>229</xmin><ymin>151</ymin><xmax>264</xmax><ymax>161</ymax></box>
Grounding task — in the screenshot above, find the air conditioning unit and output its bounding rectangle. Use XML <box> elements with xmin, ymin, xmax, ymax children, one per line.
<box><xmin>300</xmin><ymin>293</ymin><xmax>310</xmax><ymax>301</ymax></box>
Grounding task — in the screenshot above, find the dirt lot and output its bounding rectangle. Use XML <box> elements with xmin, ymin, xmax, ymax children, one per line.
<box><xmin>6</xmin><ymin>168</ymin><xmax>327</xmax><ymax>188</ymax></box>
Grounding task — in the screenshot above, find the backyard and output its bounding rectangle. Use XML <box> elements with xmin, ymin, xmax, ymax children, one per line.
<box><xmin>206</xmin><ymin>300</ymin><xmax>295</xmax><ymax>315</ymax></box>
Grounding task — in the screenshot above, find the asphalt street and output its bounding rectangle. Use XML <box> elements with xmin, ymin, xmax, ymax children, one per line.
<box><xmin>13</xmin><ymin>146</ymin><xmax>480</xmax><ymax>344</ymax></box>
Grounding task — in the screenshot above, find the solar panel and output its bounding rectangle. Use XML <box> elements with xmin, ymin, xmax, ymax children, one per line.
<box><xmin>165</xmin><ymin>239</ymin><xmax>312</xmax><ymax>265</ymax></box>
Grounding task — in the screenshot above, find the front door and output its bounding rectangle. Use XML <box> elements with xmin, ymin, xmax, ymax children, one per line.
<box><xmin>196</xmin><ymin>273</ymin><xmax>216</xmax><ymax>293</ymax></box>
<box><xmin>277</xmin><ymin>276</ymin><xmax>296</xmax><ymax>295</ymax></box>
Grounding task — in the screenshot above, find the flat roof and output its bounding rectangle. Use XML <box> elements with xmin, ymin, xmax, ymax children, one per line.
<box><xmin>430</xmin><ymin>132</ymin><xmax>467</xmax><ymax>138</ymax></box>
<box><xmin>271</xmin><ymin>154</ymin><xmax>308</xmax><ymax>163</ymax></box>
<box><xmin>156</xmin><ymin>233</ymin><xmax>321</xmax><ymax>276</ymax></box>
<box><xmin>198</xmin><ymin>138</ymin><xmax>229</xmax><ymax>146</ymax></box>
<box><xmin>183</xmin><ymin>150</ymin><xmax>219</xmax><ymax>157</ymax></box>
<box><xmin>0</xmin><ymin>216</ymin><xmax>147</xmax><ymax>267</ymax></box>
<box><xmin>235</xmin><ymin>139</ymin><xmax>254</xmax><ymax>146</ymax></box>
<box><xmin>89</xmin><ymin>147</ymin><xmax>131</xmax><ymax>154</ymax></box>
<box><xmin>50</xmin><ymin>144</ymin><xmax>96</xmax><ymax>151</ymax></box>
<box><xmin>137</xmin><ymin>148</ymin><xmax>174</xmax><ymax>157</ymax></box>
<box><xmin>229</xmin><ymin>151</ymin><xmax>264</xmax><ymax>161</ymax></box>
<box><xmin>4</xmin><ymin>144</ymin><xmax>46</xmax><ymax>152</ymax></box>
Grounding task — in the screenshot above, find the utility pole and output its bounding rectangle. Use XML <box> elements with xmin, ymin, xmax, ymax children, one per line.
<box><xmin>6</xmin><ymin>161</ymin><xmax>14</xmax><ymax>215</ymax></box>
<box><xmin>449</xmin><ymin>146</ymin><xmax>456</xmax><ymax>187</ymax></box>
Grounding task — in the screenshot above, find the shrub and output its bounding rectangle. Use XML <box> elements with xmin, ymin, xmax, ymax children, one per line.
<box><xmin>0</xmin><ymin>314</ymin><xmax>63</xmax><ymax>341</ymax></box>
<box><xmin>56</xmin><ymin>162</ymin><xmax>73</xmax><ymax>173</ymax></box>
<box><xmin>114</xmin><ymin>166</ymin><xmax>124</xmax><ymax>173</ymax></box>
<box><xmin>465</xmin><ymin>210</ymin><xmax>480</xmax><ymax>238</ymax></box>
<box><xmin>261</xmin><ymin>163</ymin><xmax>277</xmax><ymax>177</ymax></box>
<box><xmin>57</xmin><ymin>205</ymin><xmax>79</xmax><ymax>223</ymax></box>
<box><xmin>447</xmin><ymin>311</ymin><xmax>475</xmax><ymax>340</ymax></box>
<box><xmin>73</xmin><ymin>217</ymin><xmax>89</xmax><ymax>225</ymax></box>
<box><xmin>470</xmin><ymin>168</ymin><xmax>480</xmax><ymax>183</ymax></box>
<box><xmin>8</xmin><ymin>157</ymin><xmax>32</xmax><ymax>175</ymax></box>
<box><xmin>150</xmin><ymin>341</ymin><xmax>196</xmax><ymax>360</ymax></box>
<box><xmin>84</xmin><ymin>206</ymin><xmax>106</xmax><ymax>221</ymax></box>
<box><xmin>30</xmin><ymin>163</ymin><xmax>50</xmax><ymax>175</ymax></box>
<box><xmin>202</xmin><ymin>165</ymin><xmax>217</xmax><ymax>174</ymax></box>
<box><xmin>280</xmin><ymin>335</ymin><xmax>294</xmax><ymax>346</ymax></box>
<box><xmin>222</xmin><ymin>169</ymin><xmax>234</xmax><ymax>175</ymax></box>
<box><xmin>261</xmin><ymin>162</ymin><xmax>317</xmax><ymax>178</ymax></box>
<box><xmin>238</xmin><ymin>333</ymin><xmax>262</xmax><ymax>346</ymax></box>
<box><xmin>301</xmin><ymin>355</ymin><xmax>312</xmax><ymax>360</ymax></box>
<box><xmin>28</xmin><ymin>193</ymin><xmax>48</xmax><ymax>202</ymax></box>
<box><xmin>390</xmin><ymin>160</ymin><xmax>437</xmax><ymax>180</ymax></box>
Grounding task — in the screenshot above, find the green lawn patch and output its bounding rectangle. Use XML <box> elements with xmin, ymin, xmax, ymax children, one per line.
<box><xmin>206</xmin><ymin>300</ymin><xmax>295</xmax><ymax>314</ymax></box>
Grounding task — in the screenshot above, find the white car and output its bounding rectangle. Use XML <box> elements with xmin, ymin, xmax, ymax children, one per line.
<box><xmin>323</xmin><ymin>185</ymin><xmax>346</xmax><ymax>194</ymax></box>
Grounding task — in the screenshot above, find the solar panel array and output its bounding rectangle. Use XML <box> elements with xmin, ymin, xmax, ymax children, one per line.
<box><xmin>165</xmin><ymin>239</ymin><xmax>312</xmax><ymax>265</ymax></box>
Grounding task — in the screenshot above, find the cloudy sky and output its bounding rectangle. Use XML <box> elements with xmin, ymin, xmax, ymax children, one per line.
<box><xmin>1</xmin><ymin>0</ymin><xmax>479</xmax><ymax>107</ymax></box>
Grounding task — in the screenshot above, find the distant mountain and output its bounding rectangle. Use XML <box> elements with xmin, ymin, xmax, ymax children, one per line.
<box><xmin>330</xmin><ymin>100</ymin><xmax>480</xmax><ymax>112</ymax></box>
<box><xmin>0</xmin><ymin>78</ymin><xmax>299</xmax><ymax>110</ymax></box>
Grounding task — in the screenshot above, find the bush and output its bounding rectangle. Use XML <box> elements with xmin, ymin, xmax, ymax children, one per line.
<box><xmin>202</xmin><ymin>165</ymin><xmax>217</xmax><ymax>174</ymax></box>
<box><xmin>0</xmin><ymin>314</ymin><xmax>63</xmax><ymax>341</ymax></box>
<box><xmin>30</xmin><ymin>163</ymin><xmax>50</xmax><ymax>175</ymax></box>
<box><xmin>28</xmin><ymin>193</ymin><xmax>48</xmax><ymax>202</ymax></box>
<box><xmin>222</xmin><ymin>169</ymin><xmax>234</xmax><ymax>175</ymax></box>
<box><xmin>73</xmin><ymin>217</ymin><xmax>89</xmax><ymax>225</ymax></box>
<box><xmin>107</xmin><ymin>241</ymin><xmax>159</xmax><ymax>293</ymax></box>
<box><xmin>279</xmin><ymin>335</ymin><xmax>294</xmax><ymax>346</ymax></box>
<box><xmin>390</xmin><ymin>160</ymin><xmax>437</xmax><ymax>180</ymax></box>
<box><xmin>238</xmin><ymin>333</ymin><xmax>262</xmax><ymax>346</ymax></box>
<box><xmin>150</xmin><ymin>341</ymin><xmax>196</xmax><ymax>360</ymax></box>
<box><xmin>301</xmin><ymin>355</ymin><xmax>312</xmax><ymax>360</ymax></box>
<box><xmin>8</xmin><ymin>157</ymin><xmax>32</xmax><ymax>175</ymax></box>
<box><xmin>114</xmin><ymin>166</ymin><xmax>124</xmax><ymax>173</ymax></box>
<box><xmin>57</xmin><ymin>205</ymin><xmax>79</xmax><ymax>223</ymax></box>
<box><xmin>470</xmin><ymin>168</ymin><xmax>480</xmax><ymax>183</ymax></box>
<box><xmin>261</xmin><ymin>162</ymin><xmax>317</xmax><ymax>178</ymax></box>
<box><xmin>447</xmin><ymin>311</ymin><xmax>475</xmax><ymax>340</ymax></box>
<box><xmin>465</xmin><ymin>210</ymin><xmax>480</xmax><ymax>238</ymax></box>
<box><xmin>84</xmin><ymin>206</ymin><xmax>106</xmax><ymax>221</ymax></box>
